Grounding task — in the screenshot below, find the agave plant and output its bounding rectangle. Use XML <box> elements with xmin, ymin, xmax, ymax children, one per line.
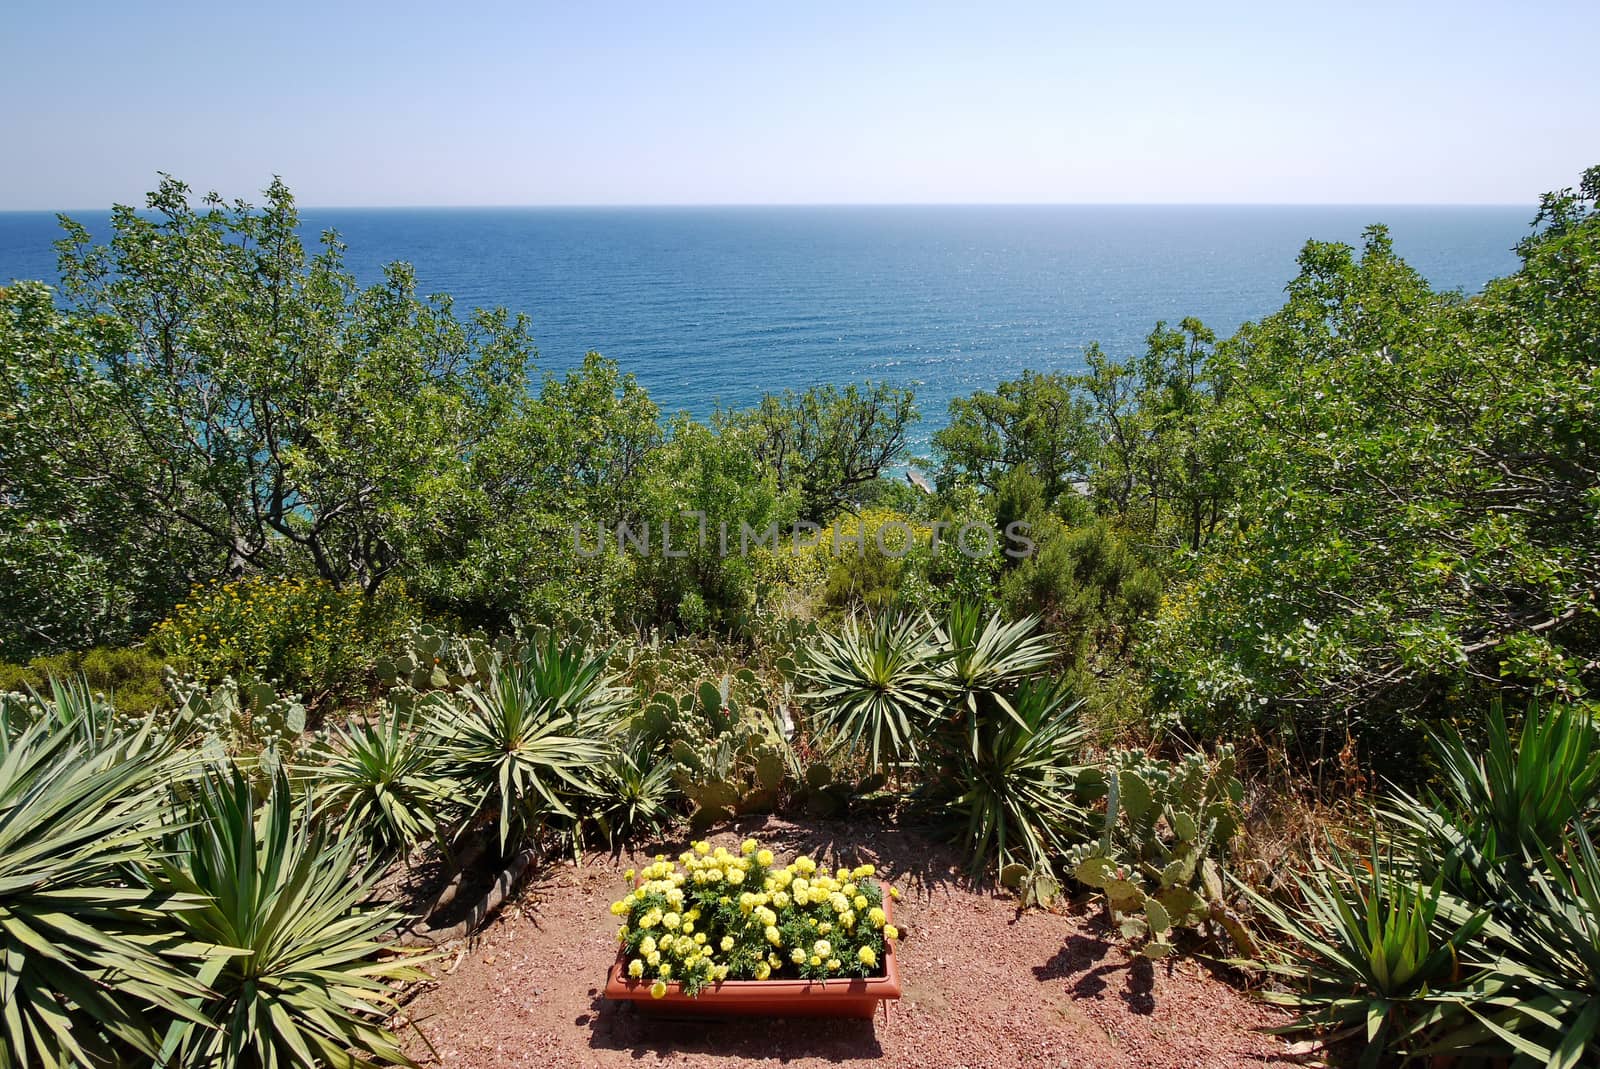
<box><xmin>154</xmin><ymin>770</ymin><xmax>430</xmax><ymax>1068</ymax></box>
<box><xmin>0</xmin><ymin>705</ymin><xmax>207</xmax><ymax>1067</ymax></box>
<box><xmin>943</xmin><ymin>675</ymin><xmax>1091</xmax><ymax>874</ymax></box>
<box><xmin>307</xmin><ymin>701</ymin><xmax>456</xmax><ymax>863</ymax></box>
<box><xmin>798</xmin><ymin>611</ymin><xmax>947</xmax><ymax>770</ymax></box>
<box><xmin>1243</xmin><ymin>838</ymin><xmax>1490</xmax><ymax>1069</ymax></box>
<box><xmin>435</xmin><ymin>646</ymin><xmax>620</xmax><ymax>853</ymax></box>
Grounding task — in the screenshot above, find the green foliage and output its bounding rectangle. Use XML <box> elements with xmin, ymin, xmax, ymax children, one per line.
<box><xmin>156</xmin><ymin>576</ymin><xmax>417</xmax><ymax>709</ymax></box>
<box><xmin>639</xmin><ymin>676</ymin><xmax>795</xmax><ymax>831</ymax></box>
<box><xmin>155</xmin><ymin>770</ymin><xmax>430</xmax><ymax>1068</ymax></box>
<box><xmin>931</xmin><ymin>369</ymin><xmax>1095</xmax><ymax>505</ymax></box>
<box><xmin>1388</xmin><ymin>700</ymin><xmax>1600</xmax><ymax>901</ymax></box>
<box><xmin>0</xmin><ymin>644</ymin><xmax>169</xmax><ymax>716</ymax></box>
<box><xmin>308</xmin><ymin>703</ymin><xmax>455</xmax><ymax>863</ymax></box>
<box><xmin>732</xmin><ymin>381</ymin><xmax>918</xmax><ymax>521</ymax></box>
<box><xmin>592</xmin><ymin>746</ymin><xmax>680</xmax><ymax>849</ymax></box>
<box><xmin>0</xmin><ymin>696</ymin><xmax>205</xmax><ymax>1067</ymax></box>
<box><xmin>1244</xmin><ymin>842</ymin><xmax>1489</xmax><ymax>1069</ymax></box>
<box><xmin>435</xmin><ymin>638</ymin><xmax>623</xmax><ymax>853</ymax></box>
<box><xmin>797</xmin><ymin>612</ymin><xmax>947</xmax><ymax>770</ymax></box>
<box><xmin>946</xmin><ymin>676</ymin><xmax>1090</xmax><ymax>874</ymax></box>
<box><xmin>1069</xmin><ymin>746</ymin><xmax>1250</xmax><ymax>956</ymax></box>
<box><xmin>1148</xmin><ymin>176</ymin><xmax>1600</xmax><ymax>765</ymax></box>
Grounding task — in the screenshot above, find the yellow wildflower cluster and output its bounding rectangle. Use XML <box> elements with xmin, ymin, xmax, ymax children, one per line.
<box><xmin>611</xmin><ymin>837</ymin><xmax>899</xmax><ymax>997</ymax></box>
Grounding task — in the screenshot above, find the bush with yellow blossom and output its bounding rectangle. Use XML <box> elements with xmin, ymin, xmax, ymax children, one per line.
<box><xmin>155</xmin><ymin>576</ymin><xmax>416</xmax><ymax>707</ymax></box>
<box><xmin>611</xmin><ymin>838</ymin><xmax>901</xmax><ymax>996</ymax></box>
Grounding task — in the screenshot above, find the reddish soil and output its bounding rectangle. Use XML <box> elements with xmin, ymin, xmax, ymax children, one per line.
<box><xmin>398</xmin><ymin>816</ymin><xmax>1291</xmax><ymax>1069</ymax></box>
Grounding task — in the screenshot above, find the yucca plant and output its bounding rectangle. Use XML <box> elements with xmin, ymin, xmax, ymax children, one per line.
<box><xmin>307</xmin><ymin>702</ymin><xmax>456</xmax><ymax>864</ymax></box>
<box><xmin>0</xmin><ymin>705</ymin><xmax>208</xmax><ymax>1068</ymax></box>
<box><xmin>154</xmin><ymin>769</ymin><xmax>430</xmax><ymax>1068</ymax></box>
<box><xmin>436</xmin><ymin>647</ymin><xmax>619</xmax><ymax>853</ymax></box>
<box><xmin>798</xmin><ymin>611</ymin><xmax>947</xmax><ymax>770</ymax></box>
<box><xmin>1387</xmin><ymin>700</ymin><xmax>1600</xmax><ymax>900</ymax></box>
<box><xmin>936</xmin><ymin>602</ymin><xmax>1056</xmax><ymax>710</ymax></box>
<box><xmin>1409</xmin><ymin>824</ymin><xmax>1600</xmax><ymax>1068</ymax></box>
<box><xmin>518</xmin><ymin>629</ymin><xmax>632</xmax><ymax>726</ymax></box>
<box><xmin>943</xmin><ymin>675</ymin><xmax>1091</xmax><ymax>874</ymax></box>
<box><xmin>1244</xmin><ymin>838</ymin><xmax>1490</xmax><ymax>1069</ymax></box>
<box><xmin>592</xmin><ymin>746</ymin><xmax>679</xmax><ymax>849</ymax></box>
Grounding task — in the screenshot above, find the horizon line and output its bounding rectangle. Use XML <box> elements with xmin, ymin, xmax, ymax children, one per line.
<box><xmin>0</xmin><ymin>199</ymin><xmax>1535</xmax><ymax>214</ymax></box>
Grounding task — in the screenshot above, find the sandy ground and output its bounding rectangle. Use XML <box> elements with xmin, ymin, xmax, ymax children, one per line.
<box><xmin>399</xmin><ymin>816</ymin><xmax>1291</xmax><ymax>1069</ymax></box>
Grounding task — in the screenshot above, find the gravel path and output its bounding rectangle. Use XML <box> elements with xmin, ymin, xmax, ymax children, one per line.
<box><xmin>399</xmin><ymin>816</ymin><xmax>1290</xmax><ymax>1068</ymax></box>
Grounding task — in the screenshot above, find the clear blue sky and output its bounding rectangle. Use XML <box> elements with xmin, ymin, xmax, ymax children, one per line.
<box><xmin>2</xmin><ymin>0</ymin><xmax>1595</xmax><ymax>209</ymax></box>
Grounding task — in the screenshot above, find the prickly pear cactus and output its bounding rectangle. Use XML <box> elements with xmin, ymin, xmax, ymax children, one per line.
<box><xmin>1067</xmin><ymin>746</ymin><xmax>1250</xmax><ymax>957</ymax></box>
<box><xmin>165</xmin><ymin>671</ymin><xmax>309</xmax><ymax>793</ymax></box>
<box><xmin>375</xmin><ymin>625</ymin><xmax>512</xmax><ymax>694</ymax></box>
<box><xmin>636</xmin><ymin>675</ymin><xmax>797</xmax><ymax>830</ymax></box>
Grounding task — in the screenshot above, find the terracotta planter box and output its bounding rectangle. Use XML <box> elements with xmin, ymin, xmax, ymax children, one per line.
<box><xmin>603</xmin><ymin>898</ymin><xmax>902</xmax><ymax>1019</ymax></box>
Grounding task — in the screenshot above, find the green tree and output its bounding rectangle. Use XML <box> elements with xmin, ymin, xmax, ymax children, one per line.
<box><xmin>931</xmin><ymin>369</ymin><xmax>1095</xmax><ymax>505</ymax></box>
<box><xmin>734</xmin><ymin>382</ymin><xmax>917</xmax><ymax>521</ymax></box>
<box><xmin>2</xmin><ymin>176</ymin><xmax>535</xmax><ymax>656</ymax></box>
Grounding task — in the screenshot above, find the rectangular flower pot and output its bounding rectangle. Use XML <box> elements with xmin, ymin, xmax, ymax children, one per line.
<box><xmin>603</xmin><ymin>898</ymin><xmax>902</xmax><ymax>1019</ymax></box>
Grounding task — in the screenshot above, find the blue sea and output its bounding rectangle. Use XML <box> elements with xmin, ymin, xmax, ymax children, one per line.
<box><xmin>0</xmin><ymin>205</ymin><xmax>1531</xmax><ymax>448</ymax></box>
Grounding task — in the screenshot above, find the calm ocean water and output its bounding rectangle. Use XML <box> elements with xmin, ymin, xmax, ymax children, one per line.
<box><xmin>0</xmin><ymin>205</ymin><xmax>1530</xmax><ymax>448</ymax></box>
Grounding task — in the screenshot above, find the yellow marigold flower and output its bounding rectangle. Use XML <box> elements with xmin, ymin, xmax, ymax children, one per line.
<box><xmin>662</xmin><ymin>912</ymin><xmax>681</xmax><ymax>930</ymax></box>
<box><xmin>694</xmin><ymin>932</ymin><xmax>706</xmax><ymax>945</ymax></box>
<box><xmin>814</xmin><ymin>939</ymin><xmax>832</xmax><ymax>958</ymax></box>
<box><xmin>650</xmin><ymin>980</ymin><xmax>667</xmax><ymax>999</ymax></box>
<box><xmin>624</xmin><ymin>869</ymin><xmax>635</xmax><ymax>881</ymax></box>
<box><xmin>757</xmin><ymin>849</ymin><xmax>774</xmax><ymax>866</ymax></box>
<box><xmin>827</xmin><ymin>958</ymin><xmax>840</xmax><ymax>971</ymax></box>
<box><xmin>868</xmin><ymin>907</ymin><xmax>886</xmax><ymax>927</ymax></box>
<box><xmin>765</xmin><ymin>925</ymin><xmax>781</xmax><ymax>945</ymax></box>
<box><xmin>817</xmin><ymin>922</ymin><xmax>833</xmax><ymax>936</ymax></box>
<box><xmin>647</xmin><ymin>951</ymin><xmax>661</xmax><ymax>966</ymax></box>
<box><xmin>884</xmin><ymin>925</ymin><xmax>899</xmax><ymax>940</ymax></box>
<box><xmin>659</xmin><ymin>964</ymin><xmax>672</xmax><ymax>979</ymax></box>
<box><xmin>755</xmin><ymin>962</ymin><xmax>771</xmax><ymax>980</ymax></box>
<box><xmin>853</xmin><ymin>864</ymin><xmax>875</xmax><ymax>878</ymax></box>
<box><xmin>628</xmin><ymin>959</ymin><xmax>645</xmax><ymax>978</ymax></box>
<box><xmin>853</xmin><ymin>894</ymin><xmax>868</xmax><ymax>910</ymax></box>
<box><xmin>858</xmin><ymin>945</ymin><xmax>876</xmax><ymax>968</ymax></box>
<box><xmin>771</xmin><ymin>891</ymin><xmax>790</xmax><ymax>909</ymax></box>
<box><xmin>720</xmin><ymin>936</ymin><xmax>735</xmax><ymax>951</ymax></box>
<box><xmin>694</xmin><ymin>841</ymin><xmax>710</xmax><ymax>855</ymax></box>
<box><xmin>790</xmin><ymin>948</ymin><xmax>806</xmax><ymax>964</ymax></box>
<box><xmin>889</xmin><ymin>886</ymin><xmax>901</xmax><ymax>900</ymax></box>
<box><xmin>617</xmin><ymin>926</ymin><xmax>628</xmax><ymax>941</ymax></box>
<box><xmin>640</xmin><ymin>936</ymin><xmax>656</xmax><ymax>955</ymax></box>
<box><xmin>808</xmin><ymin>955</ymin><xmax>821</xmax><ymax>967</ymax></box>
<box><xmin>610</xmin><ymin>900</ymin><xmax>629</xmax><ymax>916</ymax></box>
<box><xmin>727</xmin><ymin>868</ymin><xmax>744</xmax><ymax>885</ymax></box>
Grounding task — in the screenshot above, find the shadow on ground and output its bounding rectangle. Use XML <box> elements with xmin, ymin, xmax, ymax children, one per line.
<box><xmin>584</xmin><ymin>991</ymin><xmax>886</xmax><ymax>1061</ymax></box>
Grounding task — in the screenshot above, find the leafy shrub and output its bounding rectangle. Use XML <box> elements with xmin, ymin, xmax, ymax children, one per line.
<box><xmin>154</xmin><ymin>576</ymin><xmax>417</xmax><ymax>708</ymax></box>
<box><xmin>0</xmin><ymin>644</ymin><xmax>169</xmax><ymax>715</ymax></box>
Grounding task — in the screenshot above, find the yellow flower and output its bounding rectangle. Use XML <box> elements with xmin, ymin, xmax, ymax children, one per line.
<box><xmin>853</xmin><ymin>864</ymin><xmax>876</xmax><ymax>878</ymax></box>
<box><xmin>765</xmin><ymin>925</ymin><xmax>781</xmax><ymax>945</ymax></box>
<box><xmin>610</xmin><ymin>900</ymin><xmax>629</xmax><ymax>916</ymax></box>
<box><xmin>662</xmin><ymin>912</ymin><xmax>681</xmax><ymax>931</ymax></box>
<box><xmin>755</xmin><ymin>962</ymin><xmax>771</xmax><ymax>980</ymax></box>
<box><xmin>628</xmin><ymin>959</ymin><xmax>645</xmax><ymax>978</ymax></box>
<box><xmin>889</xmin><ymin>886</ymin><xmax>901</xmax><ymax>900</ymax></box>
<box><xmin>808</xmin><ymin>955</ymin><xmax>822</xmax><ymax>967</ymax></box>
<box><xmin>649</xmin><ymin>980</ymin><xmax>667</xmax><ymax>999</ymax></box>
<box><xmin>790</xmin><ymin>948</ymin><xmax>806</xmax><ymax>964</ymax></box>
<box><xmin>884</xmin><ymin>925</ymin><xmax>899</xmax><ymax>940</ymax></box>
<box><xmin>741</xmin><ymin>838</ymin><xmax>758</xmax><ymax>855</ymax></box>
<box><xmin>720</xmin><ymin>936</ymin><xmax>735</xmax><ymax>951</ymax></box>
<box><xmin>858</xmin><ymin>945</ymin><xmax>877</xmax><ymax>967</ymax></box>
<box><xmin>813</xmin><ymin>939</ymin><xmax>832</xmax><ymax>958</ymax></box>
<box><xmin>756</xmin><ymin>849</ymin><xmax>774</xmax><ymax>866</ymax></box>
<box><xmin>694</xmin><ymin>841</ymin><xmax>710</xmax><ymax>855</ymax></box>
<box><xmin>869</xmin><ymin>907</ymin><xmax>886</xmax><ymax>927</ymax></box>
